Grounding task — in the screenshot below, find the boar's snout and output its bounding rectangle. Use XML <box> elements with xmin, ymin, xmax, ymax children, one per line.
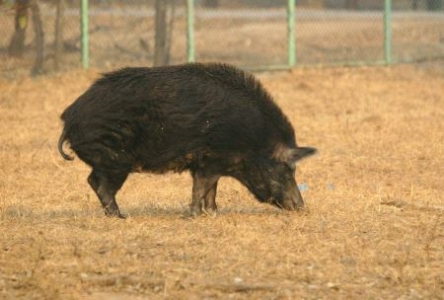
<box><xmin>276</xmin><ymin>184</ymin><xmax>305</xmax><ymax>211</ymax></box>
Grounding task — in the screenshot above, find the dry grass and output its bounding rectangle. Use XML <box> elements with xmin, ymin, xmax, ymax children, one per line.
<box><xmin>0</xmin><ymin>65</ymin><xmax>443</xmax><ymax>299</ymax></box>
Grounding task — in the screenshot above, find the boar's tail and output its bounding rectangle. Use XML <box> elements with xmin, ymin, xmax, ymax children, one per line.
<box><xmin>58</xmin><ymin>129</ymin><xmax>74</xmax><ymax>161</ymax></box>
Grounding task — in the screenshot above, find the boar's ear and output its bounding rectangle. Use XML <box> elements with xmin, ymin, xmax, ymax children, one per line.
<box><xmin>287</xmin><ymin>147</ymin><xmax>317</xmax><ymax>165</ymax></box>
<box><xmin>274</xmin><ymin>145</ymin><xmax>317</xmax><ymax>165</ymax></box>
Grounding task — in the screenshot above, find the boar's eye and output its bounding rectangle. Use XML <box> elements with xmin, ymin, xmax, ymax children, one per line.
<box><xmin>278</xmin><ymin>161</ymin><xmax>295</xmax><ymax>176</ymax></box>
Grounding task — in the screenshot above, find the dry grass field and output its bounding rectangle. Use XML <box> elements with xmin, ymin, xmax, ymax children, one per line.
<box><xmin>0</xmin><ymin>64</ymin><xmax>443</xmax><ymax>299</ymax></box>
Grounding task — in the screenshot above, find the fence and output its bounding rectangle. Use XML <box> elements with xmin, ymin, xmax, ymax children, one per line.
<box><xmin>0</xmin><ymin>0</ymin><xmax>443</xmax><ymax>77</ymax></box>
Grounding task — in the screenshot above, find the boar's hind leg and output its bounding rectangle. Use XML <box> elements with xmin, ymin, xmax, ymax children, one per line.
<box><xmin>88</xmin><ymin>170</ymin><xmax>128</xmax><ymax>218</ymax></box>
<box><xmin>190</xmin><ymin>171</ymin><xmax>219</xmax><ymax>217</ymax></box>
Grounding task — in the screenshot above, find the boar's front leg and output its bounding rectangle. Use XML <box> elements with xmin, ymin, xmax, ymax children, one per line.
<box><xmin>195</xmin><ymin>180</ymin><xmax>219</xmax><ymax>216</ymax></box>
<box><xmin>88</xmin><ymin>170</ymin><xmax>128</xmax><ymax>218</ymax></box>
<box><xmin>204</xmin><ymin>181</ymin><xmax>218</xmax><ymax>215</ymax></box>
<box><xmin>190</xmin><ymin>170</ymin><xmax>219</xmax><ymax>217</ymax></box>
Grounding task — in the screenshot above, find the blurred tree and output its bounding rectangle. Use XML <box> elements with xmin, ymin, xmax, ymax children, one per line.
<box><xmin>8</xmin><ymin>0</ymin><xmax>29</xmax><ymax>57</ymax></box>
<box><xmin>203</xmin><ymin>0</ymin><xmax>219</xmax><ymax>7</ymax></box>
<box><xmin>153</xmin><ymin>0</ymin><xmax>176</xmax><ymax>66</ymax></box>
<box><xmin>345</xmin><ymin>0</ymin><xmax>358</xmax><ymax>9</ymax></box>
<box><xmin>30</xmin><ymin>0</ymin><xmax>44</xmax><ymax>75</ymax></box>
<box><xmin>7</xmin><ymin>0</ymin><xmax>44</xmax><ymax>75</ymax></box>
<box><xmin>427</xmin><ymin>0</ymin><xmax>442</xmax><ymax>10</ymax></box>
<box><xmin>54</xmin><ymin>0</ymin><xmax>65</xmax><ymax>70</ymax></box>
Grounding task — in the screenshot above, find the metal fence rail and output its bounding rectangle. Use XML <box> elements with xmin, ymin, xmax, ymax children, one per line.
<box><xmin>0</xmin><ymin>0</ymin><xmax>443</xmax><ymax>77</ymax></box>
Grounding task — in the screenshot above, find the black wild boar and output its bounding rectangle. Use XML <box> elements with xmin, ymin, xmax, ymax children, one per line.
<box><xmin>58</xmin><ymin>63</ymin><xmax>316</xmax><ymax>218</ymax></box>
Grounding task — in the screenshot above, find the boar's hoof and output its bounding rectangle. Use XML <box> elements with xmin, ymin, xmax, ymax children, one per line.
<box><xmin>202</xmin><ymin>207</ymin><xmax>218</xmax><ymax>217</ymax></box>
<box><xmin>104</xmin><ymin>210</ymin><xmax>126</xmax><ymax>219</ymax></box>
<box><xmin>190</xmin><ymin>205</ymin><xmax>205</xmax><ymax>218</ymax></box>
<box><xmin>190</xmin><ymin>209</ymin><xmax>201</xmax><ymax>218</ymax></box>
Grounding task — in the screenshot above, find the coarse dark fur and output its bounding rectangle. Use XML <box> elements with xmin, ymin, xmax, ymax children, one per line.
<box><xmin>59</xmin><ymin>63</ymin><xmax>316</xmax><ymax>218</ymax></box>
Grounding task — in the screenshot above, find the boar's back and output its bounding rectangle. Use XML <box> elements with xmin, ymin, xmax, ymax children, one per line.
<box><xmin>60</xmin><ymin>63</ymin><xmax>297</xmax><ymax>173</ymax></box>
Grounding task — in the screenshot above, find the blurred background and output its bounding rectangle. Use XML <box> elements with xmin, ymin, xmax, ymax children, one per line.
<box><xmin>1</xmin><ymin>0</ymin><xmax>443</xmax><ymax>77</ymax></box>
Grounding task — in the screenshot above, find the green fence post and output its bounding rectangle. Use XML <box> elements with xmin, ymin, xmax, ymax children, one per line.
<box><xmin>81</xmin><ymin>0</ymin><xmax>89</xmax><ymax>69</ymax></box>
<box><xmin>384</xmin><ymin>0</ymin><xmax>392</xmax><ymax>65</ymax></box>
<box><xmin>287</xmin><ymin>0</ymin><xmax>296</xmax><ymax>67</ymax></box>
<box><xmin>186</xmin><ymin>0</ymin><xmax>195</xmax><ymax>63</ymax></box>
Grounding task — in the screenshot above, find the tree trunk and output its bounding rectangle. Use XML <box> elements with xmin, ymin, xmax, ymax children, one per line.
<box><xmin>165</xmin><ymin>1</ymin><xmax>176</xmax><ymax>65</ymax></box>
<box><xmin>54</xmin><ymin>0</ymin><xmax>65</xmax><ymax>70</ymax></box>
<box><xmin>30</xmin><ymin>0</ymin><xmax>44</xmax><ymax>76</ymax></box>
<box><xmin>153</xmin><ymin>1</ymin><xmax>176</xmax><ymax>67</ymax></box>
<box><xmin>427</xmin><ymin>0</ymin><xmax>443</xmax><ymax>10</ymax></box>
<box><xmin>345</xmin><ymin>0</ymin><xmax>358</xmax><ymax>9</ymax></box>
<box><xmin>154</xmin><ymin>0</ymin><xmax>168</xmax><ymax>66</ymax></box>
<box><xmin>203</xmin><ymin>0</ymin><xmax>219</xmax><ymax>7</ymax></box>
<box><xmin>8</xmin><ymin>0</ymin><xmax>29</xmax><ymax>57</ymax></box>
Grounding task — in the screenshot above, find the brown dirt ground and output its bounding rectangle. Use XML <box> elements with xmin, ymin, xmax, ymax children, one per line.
<box><xmin>0</xmin><ymin>65</ymin><xmax>443</xmax><ymax>299</ymax></box>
